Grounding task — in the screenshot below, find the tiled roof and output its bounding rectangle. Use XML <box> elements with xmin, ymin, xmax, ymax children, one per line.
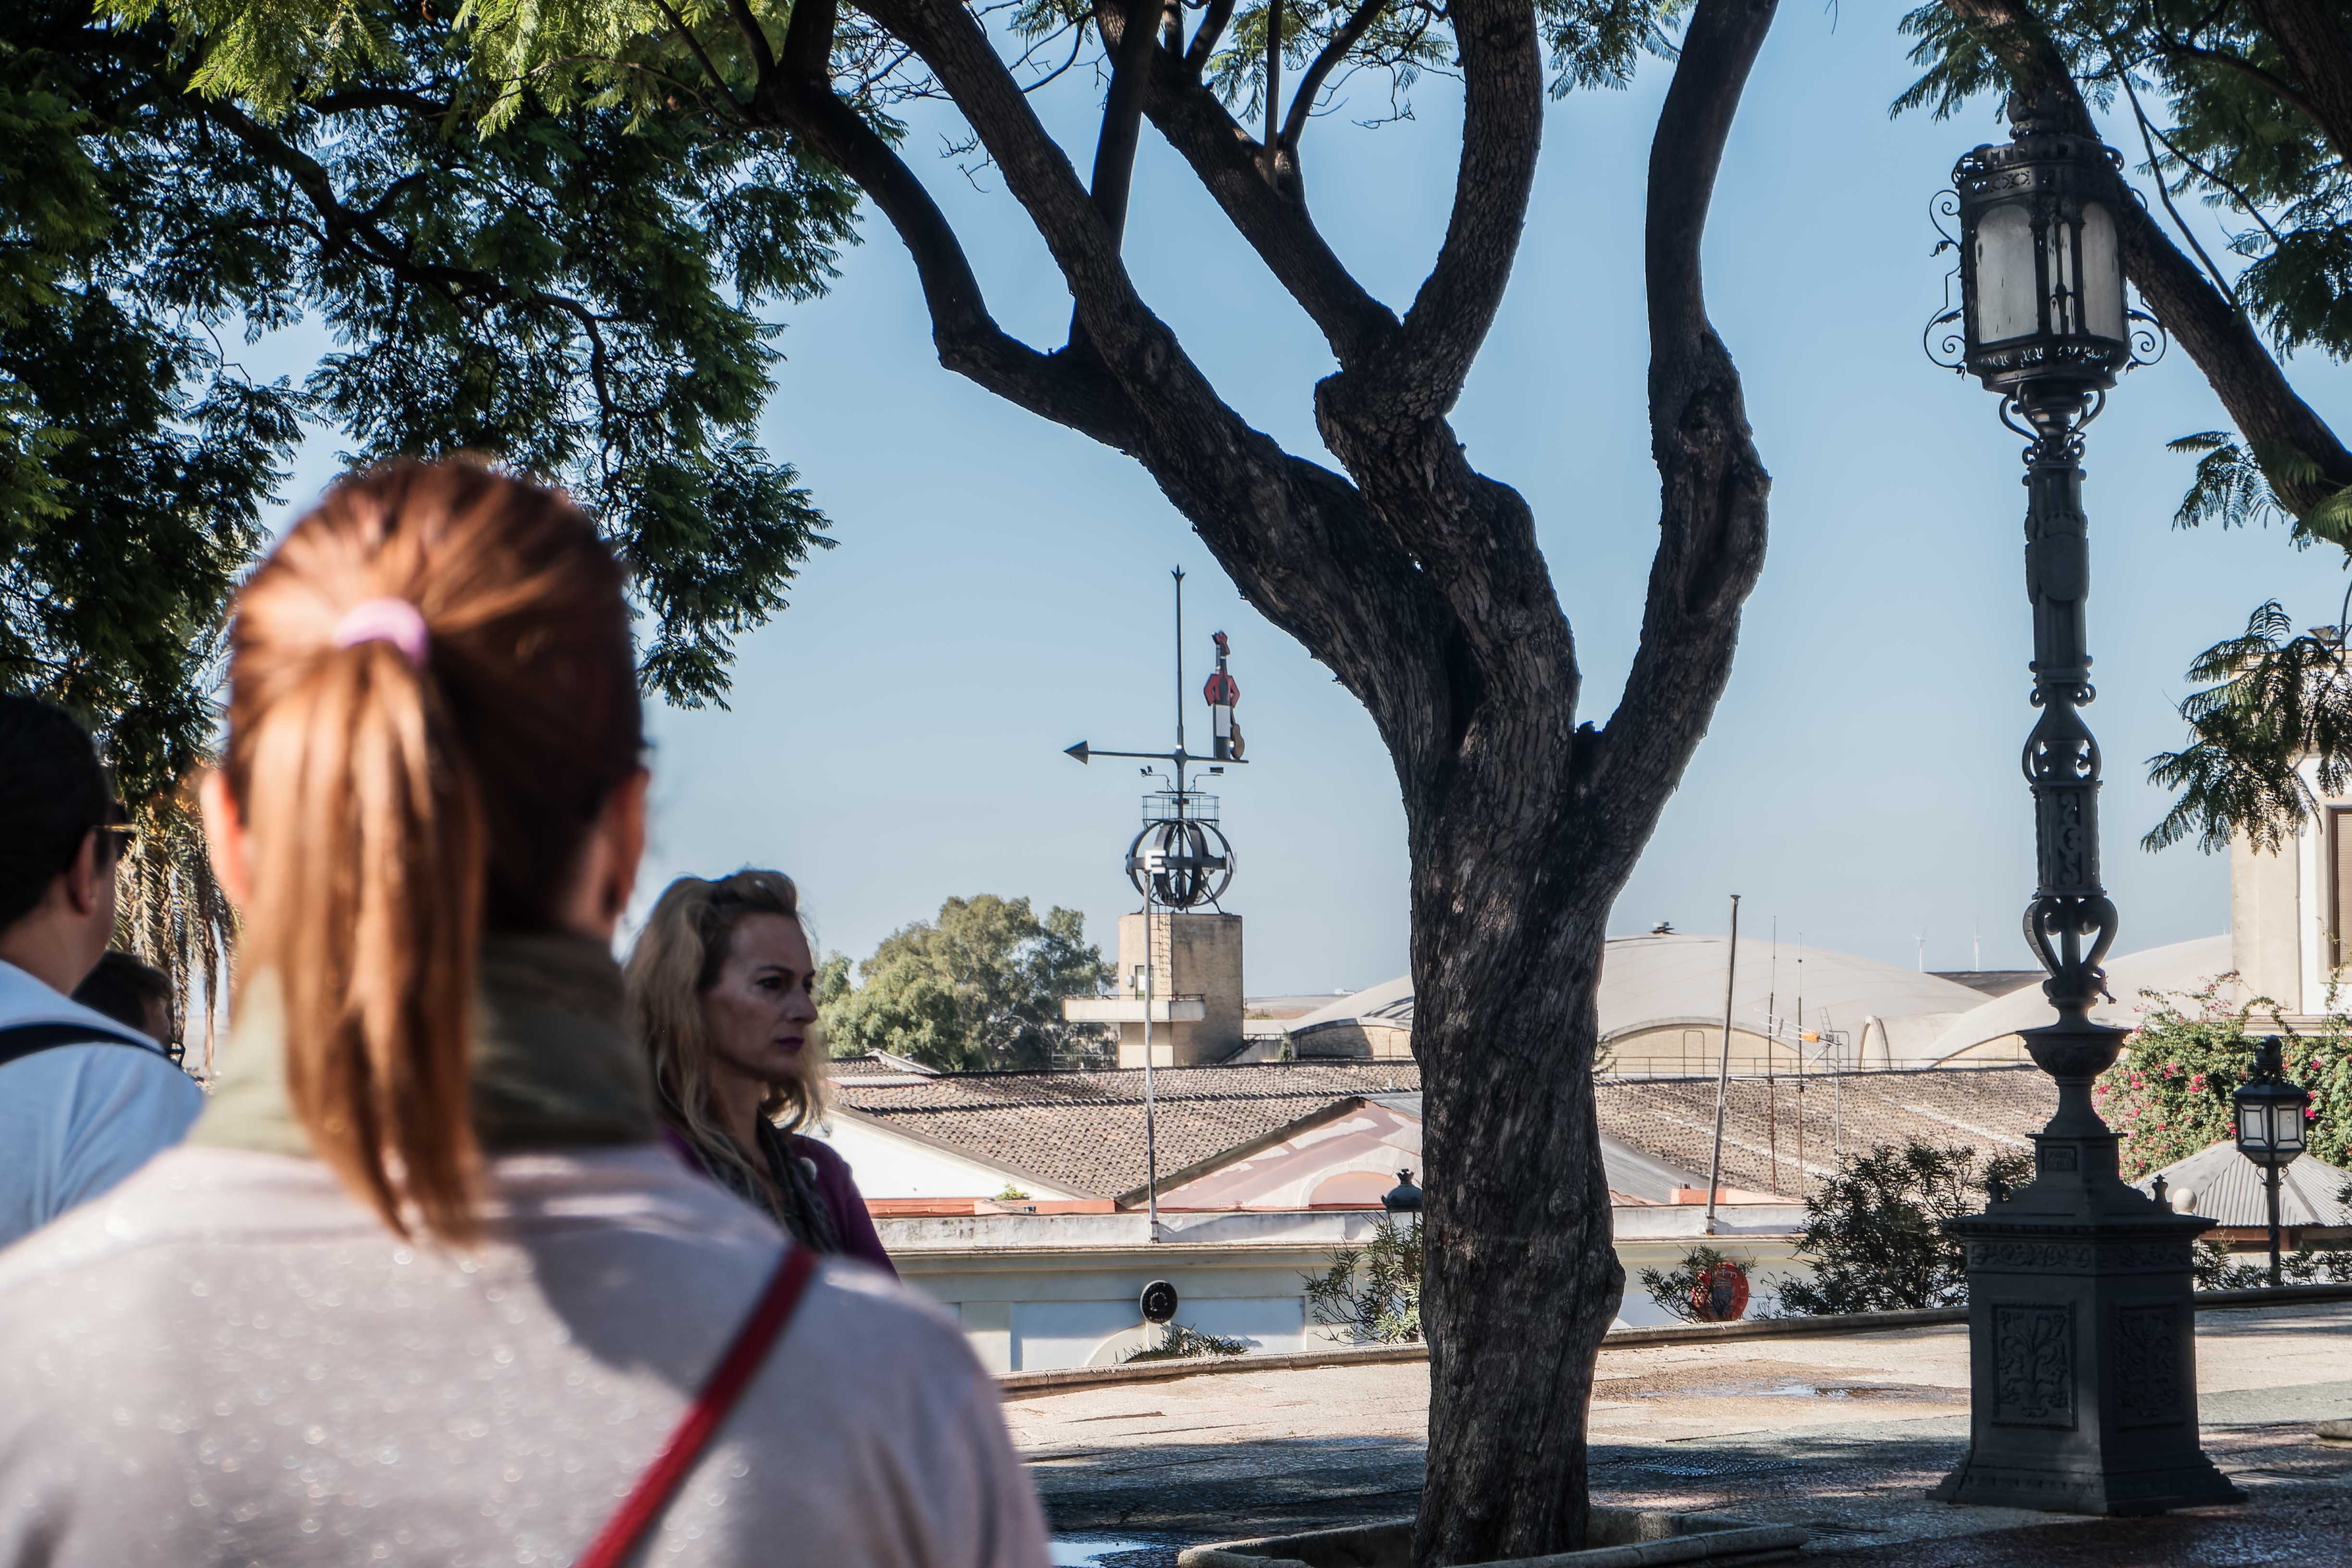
<box><xmin>1594</xmin><ymin>1066</ymin><xmax>2057</xmax><ymax>1199</ymax></box>
<box><xmin>834</xmin><ymin>1059</ymin><xmax>2059</xmax><ymax>1204</ymax></box>
<box><xmin>831</xmin><ymin>1060</ymin><xmax>1422</xmax><ymax>1200</ymax></box>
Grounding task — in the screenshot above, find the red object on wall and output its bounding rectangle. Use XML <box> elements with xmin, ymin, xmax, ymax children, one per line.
<box><xmin>1689</xmin><ymin>1260</ymin><xmax>1751</xmax><ymax>1323</ymax></box>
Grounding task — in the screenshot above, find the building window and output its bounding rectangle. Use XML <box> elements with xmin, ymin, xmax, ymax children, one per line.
<box><xmin>2334</xmin><ymin>808</ymin><xmax>2352</xmax><ymax>973</ymax></box>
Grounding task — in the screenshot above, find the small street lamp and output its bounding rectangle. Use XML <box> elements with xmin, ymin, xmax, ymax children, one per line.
<box><xmin>1924</xmin><ymin>88</ymin><xmax>2234</xmax><ymax>1515</ymax></box>
<box><xmin>2234</xmin><ymin>1036</ymin><xmax>2311</xmax><ymax>1287</ymax></box>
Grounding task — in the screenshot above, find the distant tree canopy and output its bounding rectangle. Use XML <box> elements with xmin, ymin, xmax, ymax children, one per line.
<box><xmin>1900</xmin><ymin>0</ymin><xmax>2352</xmax><ymax>854</ymax></box>
<box><xmin>819</xmin><ymin>895</ymin><xmax>1113</xmax><ymax>1072</ymax></box>
<box><xmin>1</xmin><ymin>3</ymin><xmax>851</xmax><ymax>803</ymax></box>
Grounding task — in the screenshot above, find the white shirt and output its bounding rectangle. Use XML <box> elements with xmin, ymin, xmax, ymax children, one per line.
<box><xmin>0</xmin><ymin>1144</ymin><xmax>1050</xmax><ymax>1567</ymax></box>
<box><xmin>0</xmin><ymin>957</ymin><xmax>203</xmax><ymax>1251</ymax></box>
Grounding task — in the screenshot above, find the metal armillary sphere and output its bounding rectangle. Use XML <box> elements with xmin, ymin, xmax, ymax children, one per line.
<box><xmin>1125</xmin><ymin>809</ymin><xmax>1235</xmax><ymax>909</ymax></box>
<box><xmin>1923</xmin><ymin>88</ymin><xmax>2232</xmax><ymax>1518</ymax></box>
<box><xmin>2234</xmin><ymin>1035</ymin><xmax>2311</xmax><ymax>1287</ymax></box>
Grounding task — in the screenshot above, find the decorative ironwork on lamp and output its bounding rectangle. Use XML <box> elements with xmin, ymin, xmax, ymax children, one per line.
<box><xmin>1920</xmin><ymin>87</ymin><xmax>2231</xmax><ymax>1518</ymax></box>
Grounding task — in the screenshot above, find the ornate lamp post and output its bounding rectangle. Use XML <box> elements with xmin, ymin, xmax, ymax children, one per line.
<box><xmin>2234</xmin><ymin>1036</ymin><xmax>2311</xmax><ymax>1287</ymax></box>
<box><xmin>1923</xmin><ymin>89</ymin><xmax>2239</xmax><ymax>1515</ymax></box>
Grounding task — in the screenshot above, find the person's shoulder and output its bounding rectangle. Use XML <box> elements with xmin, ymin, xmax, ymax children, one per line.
<box><xmin>0</xmin><ymin>1144</ymin><xmax>256</xmax><ymax>1296</ymax></box>
<box><xmin>0</xmin><ymin>1036</ymin><xmax>202</xmax><ymax>1121</ymax></box>
<box><xmin>780</xmin><ymin>1252</ymin><xmax>989</xmax><ymax>1400</ymax></box>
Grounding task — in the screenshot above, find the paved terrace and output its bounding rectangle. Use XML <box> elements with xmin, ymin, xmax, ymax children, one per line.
<box><xmin>1017</xmin><ymin>1299</ymin><xmax>2352</xmax><ymax>1565</ymax></box>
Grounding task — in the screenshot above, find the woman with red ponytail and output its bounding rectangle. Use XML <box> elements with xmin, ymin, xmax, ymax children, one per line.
<box><xmin>0</xmin><ymin>461</ymin><xmax>1047</xmax><ymax>1568</ymax></box>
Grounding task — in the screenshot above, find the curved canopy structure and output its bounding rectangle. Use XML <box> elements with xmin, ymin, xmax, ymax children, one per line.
<box><xmin>1286</xmin><ymin>933</ymin><xmax>1999</xmax><ymax>1072</ymax></box>
<box><xmin>1923</xmin><ymin>936</ymin><xmax>2236</xmax><ymax>1066</ymax></box>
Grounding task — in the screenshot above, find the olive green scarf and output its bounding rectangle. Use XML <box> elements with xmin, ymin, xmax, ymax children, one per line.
<box><xmin>193</xmin><ymin>931</ymin><xmax>660</xmax><ymax>1156</ymax></box>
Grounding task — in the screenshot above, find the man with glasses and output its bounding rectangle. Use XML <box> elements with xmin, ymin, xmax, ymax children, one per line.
<box><xmin>0</xmin><ymin>696</ymin><xmax>202</xmax><ymax>1250</ymax></box>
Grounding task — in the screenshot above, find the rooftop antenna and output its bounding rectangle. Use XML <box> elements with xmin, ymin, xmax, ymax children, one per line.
<box><xmin>1063</xmin><ymin>568</ymin><xmax>1253</xmax><ymax>1240</ymax></box>
<box><xmin>1703</xmin><ymin>895</ymin><xmax>1740</xmax><ymax>1237</ymax></box>
<box><xmin>1766</xmin><ymin>918</ymin><xmax>1779</xmax><ymax>1195</ymax></box>
<box><xmin>1795</xmin><ymin>933</ymin><xmax>1806</xmax><ymax>1201</ymax></box>
<box><xmin>1915</xmin><ymin>932</ymin><xmax>1926</xmax><ymax>973</ymax></box>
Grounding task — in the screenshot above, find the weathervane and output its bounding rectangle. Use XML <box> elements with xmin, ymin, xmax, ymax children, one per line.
<box><xmin>1064</xmin><ymin>567</ymin><xmax>1246</xmax><ymax>910</ymax></box>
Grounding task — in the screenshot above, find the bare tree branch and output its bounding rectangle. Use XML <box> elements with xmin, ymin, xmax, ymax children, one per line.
<box><xmin>1184</xmin><ymin>0</ymin><xmax>1239</xmax><ymax>75</ymax></box>
<box><xmin>1139</xmin><ymin>50</ymin><xmax>1398</xmax><ymax>362</ymax></box>
<box><xmin>1280</xmin><ymin>0</ymin><xmax>1390</xmax><ymax>149</ymax></box>
<box><xmin>1580</xmin><ymin>0</ymin><xmax>1776</xmax><ymax>866</ymax></box>
<box><xmin>1088</xmin><ymin>0</ymin><xmax>1168</xmax><ymax>242</ymax></box>
<box><xmin>1361</xmin><ymin>0</ymin><xmax>1544</xmax><ymax>421</ymax></box>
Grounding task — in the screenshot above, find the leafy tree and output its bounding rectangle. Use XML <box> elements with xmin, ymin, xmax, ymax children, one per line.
<box><xmin>179</xmin><ymin>0</ymin><xmax>1786</xmax><ymax>1547</ymax></box>
<box><xmin>1897</xmin><ymin>0</ymin><xmax>2352</xmax><ymax>853</ymax></box>
<box><xmin>1303</xmin><ymin>1213</ymin><xmax>1424</xmax><ymax>1343</ymax></box>
<box><xmin>1776</xmin><ymin>1141</ymin><xmax>2033</xmax><ymax>1316</ymax></box>
<box><xmin>1</xmin><ymin>3</ymin><xmax>853</xmax><ymax>804</ymax></box>
<box><xmin>820</xmin><ymin>895</ymin><xmax>1112</xmax><ymax>1071</ymax></box>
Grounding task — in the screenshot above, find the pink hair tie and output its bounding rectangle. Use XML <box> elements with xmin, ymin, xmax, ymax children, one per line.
<box><xmin>332</xmin><ymin>597</ymin><xmax>430</xmax><ymax>668</ymax></box>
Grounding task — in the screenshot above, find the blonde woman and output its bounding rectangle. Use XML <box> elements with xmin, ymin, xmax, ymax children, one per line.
<box><xmin>627</xmin><ymin>871</ymin><xmax>893</xmax><ymax>1273</ymax></box>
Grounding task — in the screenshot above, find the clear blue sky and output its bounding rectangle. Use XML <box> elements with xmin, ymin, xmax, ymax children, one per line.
<box><xmin>255</xmin><ymin>10</ymin><xmax>2352</xmax><ymax>993</ymax></box>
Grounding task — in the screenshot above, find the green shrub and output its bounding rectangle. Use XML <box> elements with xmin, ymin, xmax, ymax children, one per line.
<box><xmin>1775</xmin><ymin>1141</ymin><xmax>2032</xmax><ymax>1316</ymax></box>
<box><xmin>1302</xmin><ymin>1214</ymin><xmax>1422</xmax><ymax>1343</ymax></box>
<box><xmin>1122</xmin><ymin>1323</ymin><xmax>1253</xmax><ymax>1361</ymax></box>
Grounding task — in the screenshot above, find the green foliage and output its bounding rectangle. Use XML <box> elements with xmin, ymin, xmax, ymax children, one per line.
<box><xmin>2143</xmin><ymin>602</ymin><xmax>2352</xmax><ymax>855</ymax></box>
<box><xmin>3</xmin><ymin>4</ymin><xmax>851</xmax><ymax>800</ymax></box>
<box><xmin>1303</xmin><ymin>1214</ymin><xmax>1422</xmax><ymax>1343</ymax></box>
<box><xmin>2194</xmin><ymin>1237</ymin><xmax>2352</xmax><ymax>1290</ymax></box>
<box><xmin>1122</xmin><ymin>1322</ymin><xmax>1253</xmax><ymax>1361</ymax></box>
<box><xmin>819</xmin><ymin>895</ymin><xmax>1113</xmax><ymax>1072</ymax></box>
<box><xmin>1637</xmin><ymin>1245</ymin><xmax>1750</xmax><ymax>1325</ymax></box>
<box><xmin>2095</xmin><ymin>980</ymin><xmax>2352</xmax><ymax>1178</ymax></box>
<box><xmin>1776</xmin><ymin>1141</ymin><xmax>2032</xmax><ymax>1316</ymax></box>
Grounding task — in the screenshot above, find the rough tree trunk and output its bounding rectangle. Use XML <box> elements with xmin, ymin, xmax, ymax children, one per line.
<box><xmin>727</xmin><ymin>0</ymin><xmax>1776</xmax><ymax>1554</ymax></box>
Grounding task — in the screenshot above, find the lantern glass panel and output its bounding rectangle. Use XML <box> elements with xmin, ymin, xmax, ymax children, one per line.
<box><xmin>1975</xmin><ymin>204</ymin><xmax>2039</xmax><ymax>344</ymax></box>
<box><xmin>2079</xmin><ymin>202</ymin><xmax>2125</xmax><ymax>341</ymax></box>
<box><xmin>2239</xmin><ymin>1102</ymin><xmax>2271</xmax><ymax>1152</ymax></box>
<box><xmin>2280</xmin><ymin>1102</ymin><xmax>2308</xmax><ymax>1152</ymax></box>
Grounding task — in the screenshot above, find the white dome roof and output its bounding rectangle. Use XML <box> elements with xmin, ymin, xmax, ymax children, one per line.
<box><xmin>1922</xmin><ymin>935</ymin><xmax>2236</xmax><ymax>1064</ymax></box>
<box><xmin>1289</xmin><ymin>933</ymin><xmax>1989</xmax><ymax>1054</ymax></box>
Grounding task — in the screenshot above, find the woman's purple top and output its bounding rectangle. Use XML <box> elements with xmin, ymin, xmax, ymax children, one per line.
<box><xmin>792</xmin><ymin>1134</ymin><xmax>896</xmax><ymax>1276</ymax></box>
<box><xmin>656</xmin><ymin>1126</ymin><xmax>896</xmax><ymax>1276</ymax></box>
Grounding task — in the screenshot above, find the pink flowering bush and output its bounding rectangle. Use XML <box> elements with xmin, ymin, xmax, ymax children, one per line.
<box><xmin>2095</xmin><ymin>977</ymin><xmax>2352</xmax><ymax>1179</ymax></box>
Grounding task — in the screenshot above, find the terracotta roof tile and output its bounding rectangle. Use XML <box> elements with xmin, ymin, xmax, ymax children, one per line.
<box><xmin>1594</xmin><ymin>1066</ymin><xmax>2057</xmax><ymax>1199</ymax></box>
<box><xmin>831</xmin><ymin>1061</ymin><xmax>1421</xmax><ymax>1199</ymax></box>
<box><xmin>833</xmin><ymin>1061</ymin><xmax>2057</xmax><ymax>1204</ymax></box>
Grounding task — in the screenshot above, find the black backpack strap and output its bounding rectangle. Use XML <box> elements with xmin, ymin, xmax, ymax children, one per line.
<box><xmin>0</xmin><ymin>1020</ymin><xmax>162</xmax><ymax>1072</ymax></box>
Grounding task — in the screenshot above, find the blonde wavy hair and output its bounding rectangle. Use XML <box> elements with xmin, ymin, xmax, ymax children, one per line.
<box><xmin>625</xmin><ymin>870</ymin><xmax>830</xmax><ymax>1225</ymax></box>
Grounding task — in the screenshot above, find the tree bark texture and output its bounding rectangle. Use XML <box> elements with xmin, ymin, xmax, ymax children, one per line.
<box><xmin>1937</xmin><ymin>0</ymin><xmax>2352</xmax><ymax>518</ymax></box>
<box><xmin>710</xmin><ymin>0</ymin><xmax>1777</xmax><ymax>1555</ymax></box>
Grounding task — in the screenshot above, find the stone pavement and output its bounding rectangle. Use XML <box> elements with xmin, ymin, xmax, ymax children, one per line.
<box><xmin>1016</xmin><ymin>1300</ymin><xmax>2352</xmax><ymax>1564</ymax></box>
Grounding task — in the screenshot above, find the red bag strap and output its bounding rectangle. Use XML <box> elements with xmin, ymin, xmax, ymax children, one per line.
<box><xmin>578</xmin><ymin>1245</ymin><xmax>821</xmax><ymax>1568</ymax></box>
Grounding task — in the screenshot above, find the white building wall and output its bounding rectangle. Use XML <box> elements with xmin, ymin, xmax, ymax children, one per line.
<box><xmin>809</xmin><ymin>1114</ymin><xmax>1081</xmax><ymax>1200</ymax></box>
<box><xmin>880</xmin><ymin>1207</ymin><xmax>1809</xmax><ymax>1372</ymax></box>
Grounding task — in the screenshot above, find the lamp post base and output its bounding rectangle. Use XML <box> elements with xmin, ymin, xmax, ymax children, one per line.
<box><xmin>1932</xmin><ymin>1024</ymin><xmax>2244</xmax><ymax>1516</ymax></box>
